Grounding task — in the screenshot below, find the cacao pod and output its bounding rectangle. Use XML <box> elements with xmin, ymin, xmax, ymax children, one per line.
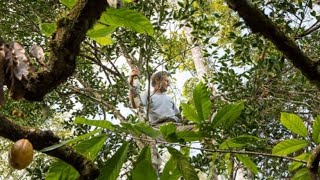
<box><xmin>8</xmin><ymin>139</ymin><xmax>33</xmax><ymax>170</ymax></box>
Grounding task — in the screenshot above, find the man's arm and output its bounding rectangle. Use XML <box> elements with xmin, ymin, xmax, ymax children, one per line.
<box><xmin>128</xmin><ymin>69</ymin><xmax>141</xmax><ymax>109</ymax></box>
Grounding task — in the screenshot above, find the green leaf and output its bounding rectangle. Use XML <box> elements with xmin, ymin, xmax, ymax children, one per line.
<box><xmin>132</xmin><ymin>146</ymin><xmax>157</xmax><ymax>180</ymax></box>
<box><xmin>181</xmin><ymin>103</ymin><xmax>200</xmax><ymax>123</ymax></box>
<box><xmin>46</xmin><ymin>161</ymin><xmax>78</xmax><ymax>180</ymax></box>
<box><xmin>235</xmin><ymin>154</ymin><xmax>259</xmax><ymax>175</ymax></box>
<box><xmin>87</xmin><ymin>23</ymin><xmax>117</xmax><ymax>38</ymax></box>
<box><xmin>160</xmin><ymin>122</ymin><xmax>177</xmax><ymax>137</ymax></box>
<box><xmin>219</xmin><ymin>135</ymin><xmax>263</xmax><ymax>149</ymax></box>
<box><xmin>224</xmin><ymin>153</ymin><xmax>232</xmax><ymax>176</ymax></box>
<box><xmin>40</xmin><ymin>23</ymin><xmax>57</xmax><ymax>37</ymax></box>
<box><xmin>289</xmin><ymin>153</ymin><xmax>309</xmax><ymax>172</ymax></box>
<box><xmin>193</xmin><ymin>82</ymin><xmax>212</xmax><ymax>122</ymax></box>
<box><xmin>98</xmin><ymin>143</ymin><xmax>129</xmax><ymax>180</ymax></box>
<box><xmin>289</xmin><ymin>162</ymin><xmax>304</xmax><ymax>173</ymax></box>
<box><xmin>160</xmin><ymin>123</ymin><xmax>186</xmax><ymax>142</ymax></box>
<box><xmin>46</xmin><ymin>135</ymin><xmax>107</xmax><ymax>179</ymax></box>
<box><xmin>312</xmin><ymin>115</ymin><xmax>320</xmax><ymax>144</ymax></box>
<box><xmin>212</xmin><ymin>101</ymin><xmax>245</xmax><ymax>128</ymax></box>
<box><xmin>60</xmin><ymin>0</ymin><xmax>77</xmax><ymax>9</ymax></box>
<box><xmin>292</xmin><ymin>168</ymin><xmax>311</xmax><ymax>180</ymax></box>
<box><xmin>100</xmin><ymin>8</ymin><xmax>154</xmax><ymax>36</ymax></box>
<box><xmin>120</xmin><ymin>123</ymin><xmax>142</xmax><ymax>136</ymax></box>
<box><xmin>160</xmin><ymin>157</ymin><xmax>181</xmax><ymax>180</ymax></box>
<box><xmin>75</xmin><ymin>117</ymin><xmax>115</xmax><ymax>131</ymax></box>
<box><xmin>180</xmin><ymin>147</ymin><xmax>190</xmax><ymax>157</ymax></box>
<box><xmin>272</xmin><ymin>139</ymin><xmax>308</xmax><ymax>156</ymax></box>
<box><xmin>167</xmin><ymin>147</ymin><xmax>199</xmax><ymax>180</ymax></box>
<box><xmin>176</xmin><ymin>131</ymin><xmax>203</xmax><ymax>142</ymax></box>
<box><xmin>40</xmin><ymin>129</ymin><xmax>102</xmax><ymax>152</ymax></box>
<box><xmin>133</xmin><ymin>122</ymin><xmax>161</xmax><ymax>138</ymax></box>
<box><xmin>280</xmin><ymin>112</ymin><xmax>308</xmax><ymax>137</ymax></box>
<box><xmin>91</xmin><ymin>35</ymin><xmax>114</xmax><ymax>45</ymax></box>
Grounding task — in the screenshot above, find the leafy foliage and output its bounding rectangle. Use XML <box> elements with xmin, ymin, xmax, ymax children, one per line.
<box><xmin>46</xmin><ymin>135</ymin><xmax>107</xmax><ymax>179</ymax></box>
<box><xmin>97</xmin><ymin>142</ymin><xmax>129</xmax><ymax>180</ymax></box>
<box><xmin>167</xmin><ymin>147</ymin><xmax>199</xmax><ymax>180</ymax></box>
<box><xmin>280</xmin><ymin>112</ymin><xmax>308</xmax><ymax>137</ymax></box>
<box><xmin>212</xmin><ymin>101</ymin><xmax>245</xmax><ymax>128</ymax></box>
<box><xmin>1</xmin><ymin>0</ymin><xmax>320</xmax><ymax>179</ymax></box>
<box><xmin>131</xmin><ymin>146</ymin><xmax>157</xmax><ymax>180</ymax></box>
<box><xmin>272</xmin><ymin>139</ymin><xmax>308</xmax><ymax>156</ymax></box>
<box><xmin>235</xmin><ymin>154</ymin><xmax>259</xmax><ymax>175</ymax></box>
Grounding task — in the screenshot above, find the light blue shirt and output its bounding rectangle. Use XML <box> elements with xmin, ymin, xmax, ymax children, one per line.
<box><xmin>141</xmin><ymin>92</ymin><xmax>180</xmax><ymax>125</ymax></box>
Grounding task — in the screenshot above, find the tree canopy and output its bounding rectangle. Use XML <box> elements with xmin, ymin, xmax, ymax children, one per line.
<box><xmin>1</xmin><ymin>0</ymin><xmax>320</xmax><ymax>179</ymax></box>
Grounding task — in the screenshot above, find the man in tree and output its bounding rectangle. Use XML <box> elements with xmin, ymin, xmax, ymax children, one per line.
<box><xmin>128</xmin><ymin>68</ymin><xmax>180</xmax><ymax>126</ymax></box>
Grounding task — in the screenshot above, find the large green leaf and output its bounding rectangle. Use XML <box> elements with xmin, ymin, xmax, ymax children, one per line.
<box><xmin>292</xmin><ymin>168</ymin><xmax>311</xmax><ymax>180</ymax></box>
<box><xmin>40</xmin><ymin>23</ymin><xmax>57</xmax><ymax>37</ymax></box>
<box><xmin>235</xmin><ymin>154</ymin><xmax>259</xmax><ymax>175</ymax></box>
<box><xmin>75</xmin><ymin>135</ymin><xmax>107</xmax><ymax>160</ymax></box>
<box><xmin>120</xmin><ymin>123</ymin><xmax>142</xmax><ymax>136</ymax></box>
<box><xmin>46</xmin><ymin>135</ymin><xmax>107</xmax><ymax>180</ymax></box>
<box><xmin>219</xmin><ymin>135</ymin><xmax>263</xmax><ymax>149</ymax></box>
<box><xmin>87</xmin><ymin>23</ymin><xmax>117</xmax><ymax>38</ymax></box>
<box><xmin>181</xmin><ymin>103</ymin><xmax>200</xmax><ymax>123</ymax></box>
<box><xmin>40</xmin><ymin>129</ymin><xmax>102</xmax><ymax>152</ymax></box>
<box><xmin>46</xmin><ymin>161</ymin><xmax>78</xmax><ymax>180</ymax></box>
<box><xmin>133</xmin><ymin>122</ymin><xmax>161</xmax><ymax>138</ymax></box>
<box><xmin>167</xmin><ymin>147</ymin><xmax>199</xmax><ymax>180</ymax></box>
<box><xmin>160</xmin><ymin>122</ymin><xmax>176</xmax><ymax>137</ymax></box>
<box><xmin>91</xmin><ymin>35</ymin><xmax>114</xmax><ymax>45</ymax></box>
<box><xmin>100</xmin><ymin>8</ymin><xmax>154</xmax><ymax>36</ymax></box>
<box><xmin>160</xmin><ymin>157</ymin><xmax>181</xmax><ymax>180</ymax></box>
<box><xmin>193</xmin><ymin>82</ymin><xmax>212</xmax><ymax>122</ymax></box>
<box><xmin>312</xmin><ymin>115</ymin><xmax>320</xmax><ymax>144</ymax></box>
<box><xmin>75</xmin><ymin>117</ymin><xmax>115</xmax><ymax>131</ymax></box>
<box><xmin>97</xmin><ymin>142</ymin><xmax>129</xmax><ymax>180</ymax></box>
<box><xmin>212</xmin><ymin>101</ymin><xmax>245</xmax><ymax>128</ymax></box>
<box><xmin>176</xmin><ymin>131</ymin><xmax>203</xmax><ymax>142</ymax></box>
<box><xmin>289</xmin><ymin>153</ymin><xmax>309</xmax><ymax>172</ymax></box>
<box><xmin>280</xmin><ymin>112</ymin><xmax>308</xmax><ymax>137</ymax></box>
<box><xmin>132</xmin><ymin>146</ymin><xmax>157</xmax><ymax>180</ymax></box>
<box><xmin>60</xmin><ymin>0</ymin><xmax>77</xmax><ymax>9</ymax></box>
<box><xmin>160</xmin><ymin>123</ymin><xmax>181</xmax><ymax>142</ymax></box>
<box><xmin>272</xmin><ymin>139</ymin><xmax>308</xmax><ymax>156</ymax></box>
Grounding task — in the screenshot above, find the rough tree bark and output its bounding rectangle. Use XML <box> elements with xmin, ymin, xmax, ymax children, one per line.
<box><xmin>0</xmin><ymin>0</ymin><xmax>110</xmax><ymax>179</ymax></box>
<box><xmin>6</xmin><ymin>0</ymin><xmax>108</xmax><ymax>101</ymax></box>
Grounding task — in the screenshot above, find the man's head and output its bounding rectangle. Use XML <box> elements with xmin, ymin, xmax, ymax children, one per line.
<box><xmin>151</xmin><ymin>71</ymin><xmax>170</xmax><ymax>93</ymax></box>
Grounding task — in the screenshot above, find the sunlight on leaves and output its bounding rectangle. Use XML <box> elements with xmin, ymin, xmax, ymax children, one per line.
<box><xmin>280</xmin><ymin>112</ymin><xmax>308</xmax><ymax>137</ymax></box>
<box><xmin>272</xmin><ymin>139</ymin><xmax>308</xmax><ymax>156</ymax></box>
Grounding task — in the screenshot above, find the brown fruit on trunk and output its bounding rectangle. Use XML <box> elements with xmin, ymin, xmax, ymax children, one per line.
<box><xmin>8</xmin><ymin>139</ymin><xmax>33</xmax><ymax>170</ymax></box>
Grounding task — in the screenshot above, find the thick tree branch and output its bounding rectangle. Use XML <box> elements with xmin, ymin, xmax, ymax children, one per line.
<box><xmin>10</xmin><ymin>0</ymin><xmax>109</xmax><ymax>101</ymax></box>
<box><xmin>225</xmin><ymin>0</ymin><xmax>320</xmax><ymax>89</ymax></box>
<box><xmin>0</xmin><ymin>116</ymin><xmax>99</xmax><ymax>179</ymax></box>
<box><xmin>308</xmin><ymin>144</ymin><xmax>320</xmax><ymax>180</ymax></box>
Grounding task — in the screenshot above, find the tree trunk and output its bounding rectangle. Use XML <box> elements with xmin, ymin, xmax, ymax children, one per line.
<box><xmin>183</xmin><ymin>26</ymin><xmax>207</xmax><ymax>80</ymax></box>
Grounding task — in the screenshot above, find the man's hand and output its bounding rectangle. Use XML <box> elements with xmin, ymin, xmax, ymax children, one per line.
<box><xmin>128</xmin><ymin>67</ymin><xmax>140</xmax><ymax>87</ymax></box>
<box><xmin>130</xmin><ymin>68</ymin><xmax>140</xmax><ymax>77</ymax></box>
